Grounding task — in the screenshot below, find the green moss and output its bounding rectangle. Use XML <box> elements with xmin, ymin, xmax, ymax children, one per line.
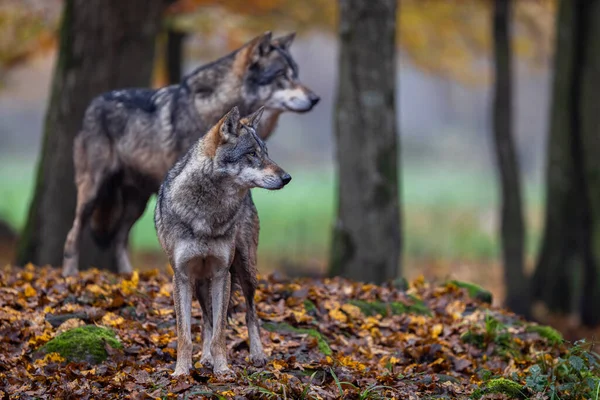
<box><xmin>39</xmin><ymin>325</ymin><xmax>122</xmax><ymax>364</ymax></box>
<box><xmin>448</xmin><ymin>280</ymin><xmax>493</xmax><ymax>304</ymax></box>
<box><xmin>391</xmin><ymin>277</ymin><xmax>409</xmax><ymax>291</ymax></box>
<box><xmin>303</xmin><ymin>299</ymin><xmax>317</xmax><ymax>314</ymax></box>
<box><xmin>526</xmin><ymin>324</ymin><xmax>563</xmax><ymax>345</ymax></box>
<box><xmin>461</xmin><ymin>331</ymin><xmax>486</xmax><ymax>348</ymax></box>
<box><xmin>349</xmin><ymin>298</ymin><xmax>431</xmax><ymax>317</ymax></box>
<box><xmin>471</xmin><ymin>378</ymin><xmax>526</xmax><ymax>399</ymax></box>
<box><xmin>263</xmin><ymin>322</ymin><xmax>332</xmax><ymax>356</ymax></box>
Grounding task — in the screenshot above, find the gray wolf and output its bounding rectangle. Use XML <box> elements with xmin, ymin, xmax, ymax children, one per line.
<box><xmin>62</xmin><ymin>32</ymin><xmax>318</xmax><ymax>277</ymax></box>
<box><xmin>154</xmin><ymin>106</ymin><xmax>291</xmax><ymax>376</ymax></box>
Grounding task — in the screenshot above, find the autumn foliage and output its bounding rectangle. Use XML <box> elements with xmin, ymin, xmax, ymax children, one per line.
<box><xmin>0</xmin><ymin>265</ymin><xmax>576</xmax><ymax>399</ymax></box>
<box><xmin>1</xmin><ymin>0</ymin><xmax>555</xmax><ymax>85</ymax></box>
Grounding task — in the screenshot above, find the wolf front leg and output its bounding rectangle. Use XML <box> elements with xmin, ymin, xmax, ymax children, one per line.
<box><xmin>195</xmin><ymin>279</ymin><xmax>214</xmax><ymax>367</ymax></box>
<box><xmin>172</xmin><ymin>268</ymin><xmax>194</xmax><ymax>376</ymax></box>
<box><xmin>209</xmin><ymin>266</ymin><xmax>233</xmax><ymax>377</ymax></box>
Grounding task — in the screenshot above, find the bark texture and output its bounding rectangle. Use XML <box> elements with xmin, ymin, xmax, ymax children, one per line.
<box><xmin>16</xmin><ymin>0</ymin><xmax>166</xmax><ymax>270</ymax></box>
<box><xmin>329</xmin><ymin>0</ymin><xmax>401</xmax><ymax>283</ymax></box>
<box><xmin>491</xmin><ymin>0</ymin><xmax>529</xmax><ymax>316</ymax></box>
<box><xmin>166</xmin><ymin>28</ymin><xmax>185</xmax><ymax>84</ymax></box>
<box><xmin>533</xmin><ymin>0</ymin><xmax>600</xmax><ymax>326</ymax></box>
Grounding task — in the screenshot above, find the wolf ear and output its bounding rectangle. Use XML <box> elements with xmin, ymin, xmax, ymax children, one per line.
<box><xmin>272</xmin><ymin>33</ymin><xmax>295</xmax><ymax>50</ymax></box>
<box><xmin>236</xmin><ymin>32</ymin><xmax>272</xmax><ymax>67</ymax></box>
<box><xmin>240</xmin><ymin>106</ymin><xmax>265</xmax><ymax>129</ymax></box>
<box><xmin>219</xmin><ymin>106</ymin><xmax>240</xmax><ymax>139</ymax></box>
<box><xmin>204</xmin><ymin>106</ymin><xmax>240</xmax><ymax>157</ymax></box>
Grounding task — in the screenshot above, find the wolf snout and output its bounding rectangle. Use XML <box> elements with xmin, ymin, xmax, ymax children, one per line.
<box><xmin>308</xmin><ymin>93</ymin><xmax>320</xmax><ymax>107</ymax></box>
<box><xmin>281</xmin><ymin>173</ymin><xmax>292</xmax><ymax>186</ymax></box>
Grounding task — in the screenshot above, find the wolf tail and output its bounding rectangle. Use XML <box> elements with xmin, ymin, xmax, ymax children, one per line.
<box><xmin>89</xmin><ymin>187</ymin><xmax>124</xmax><ymax>248</ymax></box>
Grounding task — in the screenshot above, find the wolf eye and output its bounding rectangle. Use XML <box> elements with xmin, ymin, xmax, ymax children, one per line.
<box><xmin>249</xmin><ymin>152</ymin><xmax>257</xmax><ymax>158</ymax></box>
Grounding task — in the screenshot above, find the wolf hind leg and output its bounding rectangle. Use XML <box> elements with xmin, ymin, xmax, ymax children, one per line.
<box><xmin>112</xmin><ymin>188</ymin><xmax>150</xmax><ymax>274</ymax></box>
<box><xmin>233</xmin><ymin>246</ymin><xmax>267</xmax><ymax>367</ymax></box>
<box><xmin>195</xmin><ymin>279</ymin><xmax>214</xmax><ymax>367</ymax></box>
<box><xmin>63</xmin><ymin>175</ymin><xmax>104</xmax><ymax>277</ymax></box>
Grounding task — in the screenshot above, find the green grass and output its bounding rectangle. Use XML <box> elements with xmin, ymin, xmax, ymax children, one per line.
<box><xmin>0</xmin><ymin>158</ymin><xmax>543</xmax><ymax>264</ymax></box>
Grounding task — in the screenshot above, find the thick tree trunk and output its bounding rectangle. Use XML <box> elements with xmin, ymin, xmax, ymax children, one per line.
<box><xmin>329</xmin><ymin>0</ymin><xmax>401</xmax><ymax>283</ymax></box>
<box><xmin>533</xmin><ymin>0</ymin><xmax>600</xmax><ymax>326</ymax></box>
<box><xmin>491</xmin><ymin>0</ymin><xmax>529</xmax><ymax>316</ymax></box>
<box><xmin>577</xmin><ymin>0</ymin><xmax>600</xmax><ymax>326</ymax></box>
<box><xmin>16</xmin><ymin>0</ymin><xmax>166</xmax><ymax>271</ymax></box>
<box><xmin>167</xmin><ymin>28</ymin><xmax>185</xmax><ymax>84</ymax></box>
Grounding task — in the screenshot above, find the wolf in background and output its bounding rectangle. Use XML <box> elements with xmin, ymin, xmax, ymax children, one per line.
<box><xmin>61</xmin><ymin>31</ymin><xmax>318</xmax><ymax>277</ymax></box>
<box><xmin>155</xmin><ymin>106</ymin><xmax>290</xmax><ymax>376</ymax></box>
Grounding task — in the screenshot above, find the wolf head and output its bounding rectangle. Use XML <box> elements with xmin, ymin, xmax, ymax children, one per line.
<box><xmin>235</xmin><ymin>32</ymin><xmax>320</xmax><ymax>113</ymax></box>
<box><xmin>201</xmin><ymin>106</ymin><xmax>291</xmax><ymax>190</ymax></box>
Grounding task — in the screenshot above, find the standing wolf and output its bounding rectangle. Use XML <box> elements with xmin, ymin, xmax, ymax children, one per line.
<box><xmin>155</xmin><ymin>106</ymin><xmax>290</xmax><ymax>376</ymax></box>
<box><xmin>62</xmin><ymin>32</ymin><xmax>318</xmax><ymax>277</ymax></box>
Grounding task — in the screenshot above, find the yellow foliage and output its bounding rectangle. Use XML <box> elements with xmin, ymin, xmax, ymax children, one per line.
<box><xmin>121</xmin><ymin>270</ymin><xmax>139</xmax><ymax>295</ymax></box>
<box><xmin>101</xmin><ymin>312</ymin><xmax>125</xmax><ymax>328</ymax></box>
<box><xmin>34</xmin><ymin>352</ymin><xmax>66</xmax><ymax>367</ymax></box>
<box><xmin>28</xmin><ymin>330</ymin><xmax>53</xmax><ymax>346</ymax></box>
<box><xmin>341</xmin><ymin>303</ymin><xmax>362</xmax><ymax>319</ymax></box>
<box><xmin>292</xmin><ymin>309</ymin><xmax>312</xmax><ymax>323</ymax></box>
<box><xmin>431</xmin><ymin>323</ymin><xmax>443</xmax><ymax>339</ymax></box>
<box><xmin>150</xmin><ymin>333</ymin><xmax>172</xmax><ymax>347</ymax></box>
<box><xmin>173</xmin><ymin>0</ymin><xmax>556</xmax><ymax>85</ymax></box>
<box><xmin>87</xmin><ymin>284</ymin><xmax>108</xmax><ymax>296</ymax></box>
<box><xmin>158</xmin><ymin>284</ymin><xmax>172</xmax><ymax>298</ymax></box>
<box><xmin>21</xmin><ymin>271</ymin><xmax>34</xmax><ymax>282</ymax></box>
<box><xmin>22</xmin><ymin>283</ymin><xmax>36</xmax><ymax>298</ymax></box>
<box><xmin>1</xmin><ymin>0</ymin><xmax>556</xmax><ymax>86</ymax></box>
<box><xmin>271</xmin><ymin>359</ymin><xmax>287</xmax><ymax>370</ymax></box>
<box><xmin>338</xmin><ymin>355</ymin><xmax>367</xmax><ymax>372</ymax></box>
<box><xmin>329</xmin><ymin>307</ymin><xmax>348</xmax><ymax>323</ymax></box>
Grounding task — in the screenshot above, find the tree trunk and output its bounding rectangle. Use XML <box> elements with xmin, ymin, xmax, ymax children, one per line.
<box><xmin>167</xmin><ymin>28</ymin><xmax>185</xmax><ymax>84</ymax></box>
<box><xmin>491</xmin><ymin>0</ymin><xmax>529</xmax><ymax>316</ymax></box>
<box><xmin>576</xmin><ymin>0</ymin><xmax>600</xmax><ymax>326</ymax></box>
<box><xmin>533</xmin><ymin>0</ymin><xmax>600</xmax><ymax>326</ymax></box>
<box><xmin>16</xmin><ymin>0</ymin><xmax>166</xmax><ymax>271</ymax></box>
<box><xmin>329</xmin><ymin>0</ymin><xmax>401</xmax><ymax>283</ymax></box>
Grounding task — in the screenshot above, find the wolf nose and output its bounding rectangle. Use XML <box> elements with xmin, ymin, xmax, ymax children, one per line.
<box><xmin>281</xmin><ymin>173</ymin><xmax>292</xmax><ymax>186</ymax></box>
<box><xmin>309</xmin><ymin>93</ymin><xmax>320</xmax><ymax>107</ymax></box>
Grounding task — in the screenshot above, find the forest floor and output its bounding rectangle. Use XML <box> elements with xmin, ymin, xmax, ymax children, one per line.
<box><xmin>2</xmin><ymin>265</ymin><xmax>598</xmax><ymax>399</ymax></box>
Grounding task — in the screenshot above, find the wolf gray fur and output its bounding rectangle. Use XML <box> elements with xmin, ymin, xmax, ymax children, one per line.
<box><xmin>154</xmin><ymin>106</ymin><xmax>290</xmax><ymax>376</ymax></box>
<box><xmin>62</xmin><ymin>32</ymin><xmax>318</xmax><ymax>277</ymax></box>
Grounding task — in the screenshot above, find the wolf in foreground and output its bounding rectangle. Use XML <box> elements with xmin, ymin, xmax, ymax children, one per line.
<box><xmin>62</xmin><ymin>32</ymin><xmax>318</xmax><ymax>277</ymax></box>
<box><xmin>154</xmin><ymin>106</ymin><xmax>291</xmax><ymax>376</ymax></box>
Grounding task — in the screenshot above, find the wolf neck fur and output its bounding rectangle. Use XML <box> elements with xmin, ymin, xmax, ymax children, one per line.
<box><xmin>184</xmin><ymin>52</ymin><xmax>255</xmax><ymax>117</ymax></box>
<box><xmin>182</xmin><ymin>50</ymin><xmax>279</xmax><ymax>140</ymax></box>
<box><xmin>174</xmin><ymin>151</ymin><xmax>249</xmax><ymax>219</ymax></box>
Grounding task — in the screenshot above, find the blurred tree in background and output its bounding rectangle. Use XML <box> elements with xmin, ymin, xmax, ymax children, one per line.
<box><xmin>15</xmin><ymin>0</ymin><xmax>167</xmax><ymax>271</ymax></box>
<box><xmin>532</xmin><ymin>0</ymin><xmax>600</xmax><ymax>327</ymax></box>
<box><xmin>491</xmin><ymin>0</ymin><xmax>528</xmax><ymax>317</ymax></box>
<box><xmin>329</xmin><ymin>0</ymin><xmax>401</xmax><ymax>284</ymax></box>
<box><xmin>0</xmin><ymin>0</ymin><xmax>554</xmax><ymax>86</ymax></box>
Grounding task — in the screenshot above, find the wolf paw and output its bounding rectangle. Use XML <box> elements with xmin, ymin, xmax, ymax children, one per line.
<box><xmin>250</xmin><ymin>353</ymin><xmax>268</xmax><ymax>367</ymax></box>
<box><xmin>213</xmin><ymin>365</ymin><xmax>234</xmax><ymax>379</ymax></box>
<box><xmin>172</xmin><ymin>361</ymin><xmax>192</xmax><ymax>376</ymax></box>
<box><xmin>199</xmin><ymin>354</ymin><xmax>214</xmax><ymax>368</ymax></box>
<box><xmin>61</xmin><ymin>264</ymin><xmax>79</xmax><ymax>278</ymax></box>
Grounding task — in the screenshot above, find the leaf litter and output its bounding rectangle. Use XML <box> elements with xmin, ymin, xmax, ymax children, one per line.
<box><xmin>0</xmin><ymin>264</ymin><xmax>569</xmax><ymax>399</ymax></box>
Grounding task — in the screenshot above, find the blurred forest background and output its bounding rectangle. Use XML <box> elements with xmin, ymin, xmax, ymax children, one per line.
<box><xmin>4</xmin><ymin>0</ymin><xmax>596</xmax><ymax>332</ymax></box>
